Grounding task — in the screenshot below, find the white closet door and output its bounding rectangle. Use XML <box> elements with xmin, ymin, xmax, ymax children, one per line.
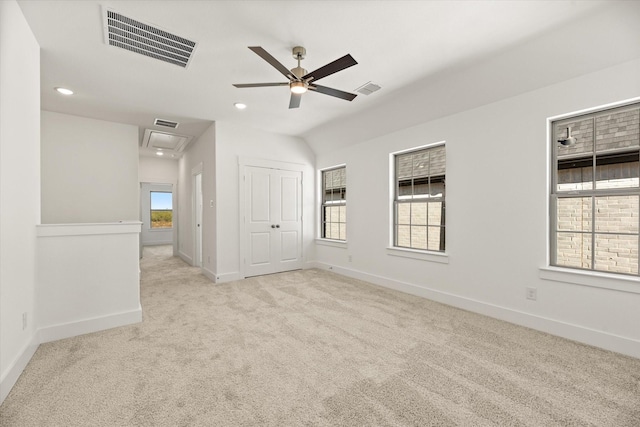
<box><xmin>245</xmin><ymin>166</ymin><xmax>302</xmax><ymax>277</ymax></box>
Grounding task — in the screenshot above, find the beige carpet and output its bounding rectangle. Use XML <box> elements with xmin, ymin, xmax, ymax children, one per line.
<box><xmin>1</xmin><ymin>245</ymin><xmax>639</xmax><ymax>426</ymax></box>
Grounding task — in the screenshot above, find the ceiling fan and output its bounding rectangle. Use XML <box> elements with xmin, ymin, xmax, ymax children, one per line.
<box><xmin>233</xmin><ymin>46</ymin><xmax>358</xmax><ymax>109</ymax></box>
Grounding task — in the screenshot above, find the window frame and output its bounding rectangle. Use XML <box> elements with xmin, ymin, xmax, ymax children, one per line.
<box><xmin>150</xmin><ymin>190</ymin><xmax>173</xmax><ymax>230</ymax></box>
<box><xmin>549</xmin><ymin>101</ymin><xmax>640</xmax><ymax>277</ymax></box>
<box><xmin>320</xmin><ymin>165</ymin><xmax>347</xmax><ymax>241</ymax></box>
<box><xmin>392</xmin><ymin>142</ymin><xmax>446</xmax><ymax>253</ymax></box>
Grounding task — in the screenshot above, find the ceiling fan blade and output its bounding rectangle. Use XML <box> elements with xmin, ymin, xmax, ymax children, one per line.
<box><xmin>302</xmin><ymin>54</ymin><xmax>357</xmax><ymax>83</ymax></box>
<box><xmin>310</xmin><ymin>84</ymin><xmax>357</xmax><ymax>101</ymax></box>
<box><xmin>289</xmin><ymin>93</ymin><xmax>302</xmax><ymax>109</ymax></box>
<box><xmin>248</xmin><ymin>46</ymin><xmax>295</xmax><ymax>81</ymax></box>
<box><xmin>233</xmin><ymin>83</ymin><xmax>289</xmax><ymax>88</ymax></box>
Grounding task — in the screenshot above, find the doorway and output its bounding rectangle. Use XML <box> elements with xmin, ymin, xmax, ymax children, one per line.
<box><xmin>140</xmin><ymin>183</ymin><xmax>174</xmax><ymax>249</ymax></box>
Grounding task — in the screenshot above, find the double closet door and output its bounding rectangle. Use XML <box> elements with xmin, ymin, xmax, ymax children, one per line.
<box><xmin>244</xmin><ymin>165</ymin><xmax>302</xmax><ymax>277</ymax></box>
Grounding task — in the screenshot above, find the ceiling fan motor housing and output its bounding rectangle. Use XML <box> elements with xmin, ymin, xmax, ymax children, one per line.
<box><xmin>291</xmin><ymin>66</ymin><xmax>308</xmax><ymax>79</ymax></box>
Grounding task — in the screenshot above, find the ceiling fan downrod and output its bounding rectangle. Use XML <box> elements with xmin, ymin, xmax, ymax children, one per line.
<box><xmin>291</xmin><ymin>46</ymin><xmax>308</xmax><ymax>80</ymax></box>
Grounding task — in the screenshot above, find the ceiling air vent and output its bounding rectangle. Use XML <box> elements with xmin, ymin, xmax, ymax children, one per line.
<box><xmin>154</xmin><ymin>118</ymin><xmax>179</xmax><ymax>129</ymax></box>
<box><xmin>102</xmin><ymin>8</ymin><xmax>197</xmax><ymax>68</ymax></box>
<box><xmin>142</xmin><ymin>129</ymin><xmax>193</xmax><ymax>152</ymax></box>
<box><xmin>355</xmin><ymin>81</ymin><xmax>382</xmax><ymax>96</ymax></box>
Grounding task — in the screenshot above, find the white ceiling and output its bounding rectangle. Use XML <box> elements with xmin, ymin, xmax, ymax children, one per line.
<box><xmin>16</xmin><ymin>1</ymin><xmax>640</xmax><ymax>155</ymax></box>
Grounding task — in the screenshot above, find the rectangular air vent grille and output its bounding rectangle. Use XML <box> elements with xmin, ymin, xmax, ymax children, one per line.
<box><xmin>104</xmin><ymin>9</ymin><xmax>196</xmax><ymax>68</ymax></box>
<box><xmin>355</xmin><ymin>82</ymin><xmax>382</xmax><ymax>96</ymax></box>
<box><xmin>154</xmin><ymin>118</ymin><xmax>179</xmax><ymax>129</ymax></box>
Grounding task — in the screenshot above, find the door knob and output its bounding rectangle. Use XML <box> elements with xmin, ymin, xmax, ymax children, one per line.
<box><xmin>275</xmin><ymin>224</ymin><xmax>280</xmax><ymax>228</ymax></box>
<box><xmin>271</xmin><ymin>224</ymin><xmax>276</xmax><ymax>228</ymax></box>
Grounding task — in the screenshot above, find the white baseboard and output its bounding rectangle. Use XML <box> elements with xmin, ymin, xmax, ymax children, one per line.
<box><xmin>312</xmin><ymin>262</ymin><xmax>640</xmax><ymax>359</ymax></box>
<box><xmin>202</xmin><ymin>266</ymin><xmax>216</xmax><ymax>283</ymax></box>
<box><xmin>38</xmin><ymin>306</ymin><xmax>142</xmax><ymax>344</ymax></box>
<box><xmin>0</xmin><ymin>333</ymin><xmax>39</xmax><ymax>405</ymax></box>
<box><xmin>214</xmin><ymin>271</ymin><xmax>242</xmax><ymax>284</ymax></box>
<box><xmin>303</xmin><ymin>261</ymin><xmax>318</xmax><ymax>270</ymax></box>
<box><xmin>178</xmin><ymin>250</ymin><xmax>193</xmax><ymax>266</ymax></box>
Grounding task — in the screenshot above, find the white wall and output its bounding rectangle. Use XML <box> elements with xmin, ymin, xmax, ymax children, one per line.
<box><xmin>41</xmin><ymin>111</ymin><xmax>139</xmax><ymax>224</ymax></box>
<box><xmin>0</xmin><ymin>0</ymin><xmax>40</xmax><ymax>403</ymax></box>
<box><xmin>37</xmin><ymin>223</ymin><xmax>142</xmax><ymax>343</ymax></box>
<box><xmin>314</xmin><ymin>58</ymin><xmax>640</xmax><ymax>358</ymax></box>
<box><xmin>214</xmin><ymin>122</ymin><xmax>315</xmax><ymax>282</ymax></box>
<box><xmin>177</xmin><ymin>123</ymin><xmax>215</xmax><ymax>271</ymax></box>
<box><xmin>139</xmin><ymin>155</ymin><xmax>179</xmax><ymax>184</ymax></box>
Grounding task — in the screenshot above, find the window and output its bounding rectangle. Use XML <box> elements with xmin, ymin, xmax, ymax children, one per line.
<box><xmin>551</xmin><ymin>102</ymin><xmax>640</xmax><ymax>275</ymax></box>
<box><xmin>394</xmin><ymin>144</ymin><xmax>446</xmax><ymax>251</ymax></box>
<box><xmin>321</xmin><ymin>166</ymin><xmax>346</xmax><ymax>240</ymax></box>
<box><xmin>150</xmin><ymin>191</ymin><xmax>173</xmax><ymax>229</ymax></box>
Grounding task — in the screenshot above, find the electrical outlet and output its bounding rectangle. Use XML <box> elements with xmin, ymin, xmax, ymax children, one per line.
<box><xmin>348</xmin><ymin>255</ymin><xmax>353</xmax><ymax>262</ymax></box>
<box><xmin>526</xmin><ymin>287</ymin><xmax>537</xmax><ymax>301</ymax></box>
<box><xmin>22</xmin><ymin>312</ymin><xmax>27</xmax><ymax>330</ymax></box>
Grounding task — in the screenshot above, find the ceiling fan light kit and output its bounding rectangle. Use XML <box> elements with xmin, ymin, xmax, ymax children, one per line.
<box><xmin>233</xmin><ymin>46</ymin><xmax>358</xmax><ymax>109</ymax></box>
<box><xmin>290</xmin><ymin>81</ymin><xmax>308</xmax><ymax>94</ymax></box>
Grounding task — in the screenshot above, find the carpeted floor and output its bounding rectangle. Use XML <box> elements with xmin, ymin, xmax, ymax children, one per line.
<box><xmin>1</xmin><ymin>245</ymin><xmax>639</xmax><ymax>426</ymax></box>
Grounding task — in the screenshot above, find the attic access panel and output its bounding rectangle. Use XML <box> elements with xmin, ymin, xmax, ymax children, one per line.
<box><xmin>102</xmin><ymin>7</ymin><xmax>197</xmax><ymax>68</ymax></box>
<box><xmin>142</xmin><ymin>129</ymin><xmax>193</xmax><ymax>152</ymax></box>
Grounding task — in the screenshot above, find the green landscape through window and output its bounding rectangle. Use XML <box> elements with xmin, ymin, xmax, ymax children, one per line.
<box><xmin>150</xmin><ymin>191</ymin><xmax>172</xmax><ymax>229</ymax></box>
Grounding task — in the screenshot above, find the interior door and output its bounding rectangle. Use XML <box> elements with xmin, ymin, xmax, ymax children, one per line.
<box><xmin>194</xmin><ymin>172</ymin><xmax>203</xmax><ymax>267</ymax></box>
<box><xmin>245</xmin><ymin>166</ymin><xmax>302</xmax><ymax>277</ymax></box>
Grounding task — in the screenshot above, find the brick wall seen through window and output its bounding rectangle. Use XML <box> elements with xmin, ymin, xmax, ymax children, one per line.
<box><xmin>321</xmin><ymin>167</ymin><xmax>346</xmax><ymax>240</ymax></box>
<box><xmin>551</xmin><ymin>102</ymin><xmax>640</xmax><ymax>275</ymax></box>
<box><xmin>394</xmin><ymin>144</ymin><xmax>445</xmax><ymax>251</ymax></box>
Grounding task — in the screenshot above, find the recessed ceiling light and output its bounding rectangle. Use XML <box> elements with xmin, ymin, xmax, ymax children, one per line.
<box><xmin>55</xmin><ymin>87</ymin><xmax>74</xmax><ymax>95</ymax></box>
<box><xmin>234</xmin><ymin>103</ymin><xmax>247</xmax><ymax>110</ymax></box>
<box><xmin>156</xmin><ymin>151</ymin><xmax>164</xmax><ymax>156</ymax></box>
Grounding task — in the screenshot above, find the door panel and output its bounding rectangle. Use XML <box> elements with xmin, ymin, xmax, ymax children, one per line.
<box><xmin>245</xmin><ymin>166</ymin><xmax>302</xmax><ymax>277</ymax></box>
<box><xmin>251</xmin><ymin>172</ymin><xmax>271</xmax><ymax>221</ymax></box>
<box><xmin>280</xmin><ymin>176</ymin><xmax>298</xmax><ymax>222</ymax></box>
<box><xmin>280</xmin><ymin>230</ymin><xmax>299</xmax><ymax>261</ymax></box>
<box><xmin>250</xmin><ymin>232</ymin><xmax>271</xmax><ymax>265</ymax></box>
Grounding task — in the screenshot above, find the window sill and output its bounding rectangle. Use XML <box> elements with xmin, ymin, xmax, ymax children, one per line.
<box><xmin>539</xmin><ymin>266</ymin><xmax>640</xmax><ymax>294</ymax></box>
<box><xmin>315</xmin><ymin>238</ymin><xmax>347</xmax><ymax>248</ymax></box>
<box><xmin>386</xmin><ymin>247</ymin><xmax>449</xmax><ymax>264</ymax></box>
